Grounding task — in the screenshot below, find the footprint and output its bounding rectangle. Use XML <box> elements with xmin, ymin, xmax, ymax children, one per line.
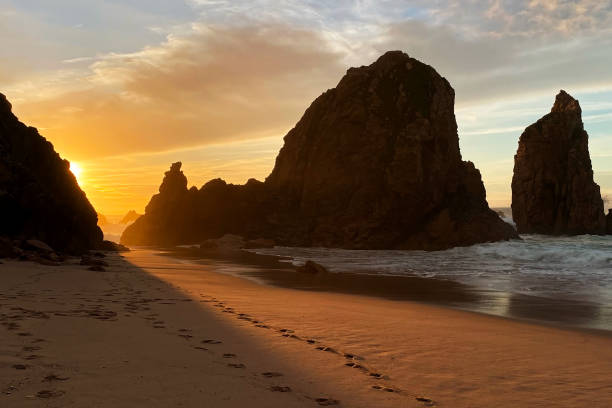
<box><xmin>24</xmin><ymin>354</ymin><xmax>43</xmax><ymax>360</ymax></box>
<box><xmin>306</xmin><ymin>339</ymin><xmax>316</xmax><ymax>344</ymax></box>
<box><xmin>372</xmin><ymin>385</ymin><xmax>397</xmax><ymax>393</ymax></box>
<box><xmin>315</xmin><ymin>398</ymin><xmax>339</xmax><ymax>406</ymax></box>
<box><xmin>227</xmin><ymin>363</ymin><xmax>246</xmax><ymax>369</ymax></box>
<box><xmin>344</xmin><ymin>362</ymin><xmax>363</xmax><ymax>369</ymax></box>
<box><xmin>201</xmin><ymin>339</ymin><xmax>222</xmax><ymax>344</ymax></box>
<box><xmin>261</xmin><ymin>372</ymin><xmax>283</xmax><ymax>378</ymax></box>
<box><xmin>36</xmin><ymin>390</ymin><xmax>65</xmax><ymax>398</ymax></box>
<box><xmin>12</xmin><ymin>364</ymin><xmax>27</xmax><ymax>370</ymax></box>
<box><xmin>270</xmin><ymin>386</ymin><xmax>292</xmax><ymax>392</ymax></box>
<box><xmin>178</xmin><ymin>334</ymin><xmax>193</xmax><ymax>340</ymax></box>
<box><xmin>193</xmin><ymin>346</ymin><xmax>208</xmax><ymax>351</ymax></box>
<box><xmin>255</xmin><ymin>324</ymin><xmax>270</xmax><ymax>329</ymax></box>
<box><xmin>315</xmin><ymin>346</ymin><xmax>337</xmax><ymax>354</ymax></box>
<box><xmin>22</xmin><ymin>346</ymin><xmax>42</xmax><ymax>352</ymax></box>
<box><xmin>17</xmin><ymin>332</ymin><xmax>32</xmax><ymax>337</ymax></box>
<box><xmin>43</xmin><ymin>374</ymin><xmax>70</xmax><ymax>382</ymax></box>
<box><xmin>282</xmin><ymin>334</ymin><xmax>302</xmax><ymax>340</ymax></box>
<box><xmin>223</xmin><ymin>353</ymin><xmax>236</xmax><ymax>358</ymax></box>
<box><xmin>416</xmin><ymin>397</ymin><xmax>436</xmax><ymax>406</ymax></box>
<box><xmin>368</xmin><ymin>372</ymin><xmax>384</xmax><ymax>379</ymax></box>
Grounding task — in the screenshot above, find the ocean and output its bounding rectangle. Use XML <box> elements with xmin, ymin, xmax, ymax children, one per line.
<box><xmin>250</xmin><ymin>234</ymin><xmax>612</xmax><ymax>332</ymax></box>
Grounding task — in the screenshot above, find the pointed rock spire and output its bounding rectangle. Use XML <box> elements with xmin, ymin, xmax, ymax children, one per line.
<box><xmin>512</xmin><ymin>91</ymin><xmax>605</xmax><ymax>234</ymax></box>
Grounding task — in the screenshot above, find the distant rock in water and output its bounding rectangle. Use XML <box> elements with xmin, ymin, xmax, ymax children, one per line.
<box><xmin>512</xmin><ymin>91</ymin><xmax>606</xmax><ymax>235</ymax></box>
<box><xmin>120</xmin><ymin>210</ymin><xmax>142</xmax><ymax>225</ymax></box>
<box><xmin>122</xmin><ymin>51</ymin><xmax>517</xmax><ymax>250</ymax></box>
<box><xmin>97</xmin><ymin>213</ymin><xmax>109</xmax><ymax>227</ymax></box>
<box><xmin>0</xmin><ymin>93</ymin><xmax>102</xmax><ymax>253</ymax></box>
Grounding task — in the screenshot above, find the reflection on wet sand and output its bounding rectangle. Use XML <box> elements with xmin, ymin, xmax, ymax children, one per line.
<box><xmin>505</xmin><ymin>292</ymin><xmax>607</xmax><ymax>327</ymax></box>
<box><xmin>162</xmin><ymin>247</ymin><xmax>611</xmax><ymax>333</ymax></box>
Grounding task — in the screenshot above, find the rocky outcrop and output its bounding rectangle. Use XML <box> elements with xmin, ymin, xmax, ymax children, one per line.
<box><xmin>121</xmin><ymin>162</ymin><xmax>269</xmax><ymax>246</ymax></box>
<box><xmin>607</xmin><ymin>210</ymin><xmax>612</xmax><ymax>234</ymax></box>
<box><xmin>0</xmin><ymin>93</ymin><xmax>103</xmax><ymax>254</ymax></box>
<box><xmin>120</xmin><ymin>210</ymin><xmax>141</xmax><ymax>225</ymax></box>
<box><xmin>122</xmin><ymin>51</ymin><xmax>517</xmax><ymax>250</ymax></box>
<box><xmin>297</xmin><ymin>261</ymin><xmax>329</xmax><ymax>274</ymax></box>
<box><xmin>512</xmin><ymin>91</ymin><xmax>606</xmax><ymax>235</ymax></box>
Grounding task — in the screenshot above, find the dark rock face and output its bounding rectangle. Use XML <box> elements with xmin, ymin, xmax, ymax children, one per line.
<box><xmin>0</xmin><ymin>93</ymin><xmax>102</xmax><ymax>254</ymax></box>
<box><xmin>121</xmin><ymin>162</ymin><xmax>269</xmax><ymax>246</ymax></box>
<box><xmin>264</xmin><ymin>51</ymin><xmax>516</xmax><ymax>249</ymax></box>
<box><xmin>607</xmin><ymin>210</ymin><xmax>612</xmax><ymax>234</ymax></box>
<box><xmin>512</xmin><ymin>91</ymin><xmax>606</xmax><ymax>235</ymax></box>
<box><xmin>122</xmin><ymin>51</ymin><xmax>517</xmax><ymax>250</ymax></box>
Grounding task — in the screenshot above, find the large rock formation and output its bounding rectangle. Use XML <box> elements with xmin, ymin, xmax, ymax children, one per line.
<box><xmin>121</xmin><ymin>162</ymin><xmax>270</xmax><ymax>246</ymax></box>
<box><xmin>0</xmin><ymin>93</ymin><xmax>103</xmax><ymax>253</ymax></box>
<box><xmin>512</xmin><ymin>91</ymin><xmax>606</xmax><ymax>235</ymax></box>
<box><xmin>122</xmin><ymin>51</ymin><xmax>517</xmax><ymax>250</ymax></box>
<box><xmin>607</xmin><ymin>210</ymin><xmax>612</xmax><ymax>235</ymax></box>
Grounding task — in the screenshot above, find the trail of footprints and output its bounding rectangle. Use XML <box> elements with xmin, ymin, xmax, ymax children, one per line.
<box><xmin>1</xmin><ymin>256</ymin><xmax>436</xmax><ymax>407</ymax></box>
<box><xmin>194</xmin><ymin>295</ymin><xmax>437</xmax><ymax>407</ymax></box>
<box><xmin>0</xmin><ymin>300</ymin><xmax>70</xmax><ymax>401</ymax></box>
<box><xmin>0</xmin><ymin>257</ymin><xmax>184</xmax><ymax>402</ymax></box>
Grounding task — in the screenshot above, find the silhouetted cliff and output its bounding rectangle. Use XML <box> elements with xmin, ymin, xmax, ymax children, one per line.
<box><xmin>512</xmin><ymin>91</ymin><xmax>606</xmax><ymax>235</ymax></box>
<box><xmin>122</xmin><ymin>51</ymin><xmax>517</xmax><ymax>250</ymax></box>
<box><xmin>121</xmin><ymin>162</ymin><xmax>269</xmax><ymax>245</ymax></box>
<box><xmin>0</xmin><ymin>93</ymin><xmax>102</xmax><ymax>253</ymax></box>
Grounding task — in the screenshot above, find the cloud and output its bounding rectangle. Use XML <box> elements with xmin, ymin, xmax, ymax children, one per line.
<box><xmin>9</xmin><ymin>23</ymin><xmax>345</xmax><ymax>160</ymax></box>
<box><xmin>378</xmin><ymin>16</ymin><xmax>612</xmax><ymax>106</ymax></box>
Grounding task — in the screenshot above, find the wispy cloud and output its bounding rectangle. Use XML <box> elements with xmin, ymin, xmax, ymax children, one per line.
<box><xmin>9</xmin><ymin>23</ymin><xmax>344</xmax><ymax>162</ymax></box>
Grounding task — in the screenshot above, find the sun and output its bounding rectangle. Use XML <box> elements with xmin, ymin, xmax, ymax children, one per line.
<box><xmin>69</xmin><ymin>162</ymin><xmax>84</xmax><ymax>185</ymax></box>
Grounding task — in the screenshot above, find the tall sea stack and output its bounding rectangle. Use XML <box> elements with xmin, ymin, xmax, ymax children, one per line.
<box><xmin>0</xmin><ymin>93</ymin><xmax>103</xmax><ymax>253</ymax></box>
<box><xmin>122</xmin><ymin>51</ymin><xmax>517</xmax><ymax>250</ymax></box>
<box><xmin>511</xmin><ymin>91</ymin><xmax>606</xmax><ymax>235</ymax></box>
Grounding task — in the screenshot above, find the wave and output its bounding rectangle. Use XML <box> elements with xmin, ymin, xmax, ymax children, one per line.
<box><xmin>250</xmin><ymin>234</ymin><xmax>612</xmax><ymax>302</ymax></box>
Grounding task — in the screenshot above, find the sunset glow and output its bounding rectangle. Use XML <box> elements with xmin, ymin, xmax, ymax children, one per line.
<box><xmin>69</xmin><ymin>162</ymin><xmax>83</xmax><ymax>186</ymax></box>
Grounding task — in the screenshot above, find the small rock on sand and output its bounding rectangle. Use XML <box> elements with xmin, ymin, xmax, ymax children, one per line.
<box><xmin>297</xmin><ymin>260</ymin><xmax>328</xmax><ymax>274</ymax></box>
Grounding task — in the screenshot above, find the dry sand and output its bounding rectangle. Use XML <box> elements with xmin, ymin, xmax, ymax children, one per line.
<box><xmin>1</xmin><ymin>249</ymin><xmax>611</xmax><ymax>407</ymax></box>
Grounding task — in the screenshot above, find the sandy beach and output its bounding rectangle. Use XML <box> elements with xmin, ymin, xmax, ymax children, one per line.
<box><xmin>1</xmin><ymin>249</ymin><xmax>611</xmax><ymax>408</ymax></box>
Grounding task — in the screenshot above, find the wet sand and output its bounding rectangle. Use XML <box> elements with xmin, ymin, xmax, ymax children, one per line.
<box><xmin>1</xmin><ymin>249</ymin><xmax>612</xmax><ymax>407</ymax></box>
<box><xmin>165</xmin><ymin>246</ymin><xmax>612</xmax><ymax>333</ymax></box>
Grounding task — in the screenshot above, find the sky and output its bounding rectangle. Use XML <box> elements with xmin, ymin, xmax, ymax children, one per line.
<box><xmin>1</xmin><ymin>0</ymin><xmax>611</xmax><ymax>215</ymax></box>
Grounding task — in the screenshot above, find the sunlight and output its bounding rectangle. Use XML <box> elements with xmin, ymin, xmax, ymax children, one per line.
<box><xmin>69</xmin><ymin>161</ymin><xmax>84</xmax><ymax>185</ymax></box>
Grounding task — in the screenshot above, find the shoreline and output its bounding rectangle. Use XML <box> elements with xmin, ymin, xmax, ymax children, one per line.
<box><xmin>2</xmin><ymin>249</ymin><xmax>612</xmax><ymax>407</ymax></box>
<box><xmin>160</xmin><ymin>245</ymin><xmax>612</xmax><ymax>335</ymax></box>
